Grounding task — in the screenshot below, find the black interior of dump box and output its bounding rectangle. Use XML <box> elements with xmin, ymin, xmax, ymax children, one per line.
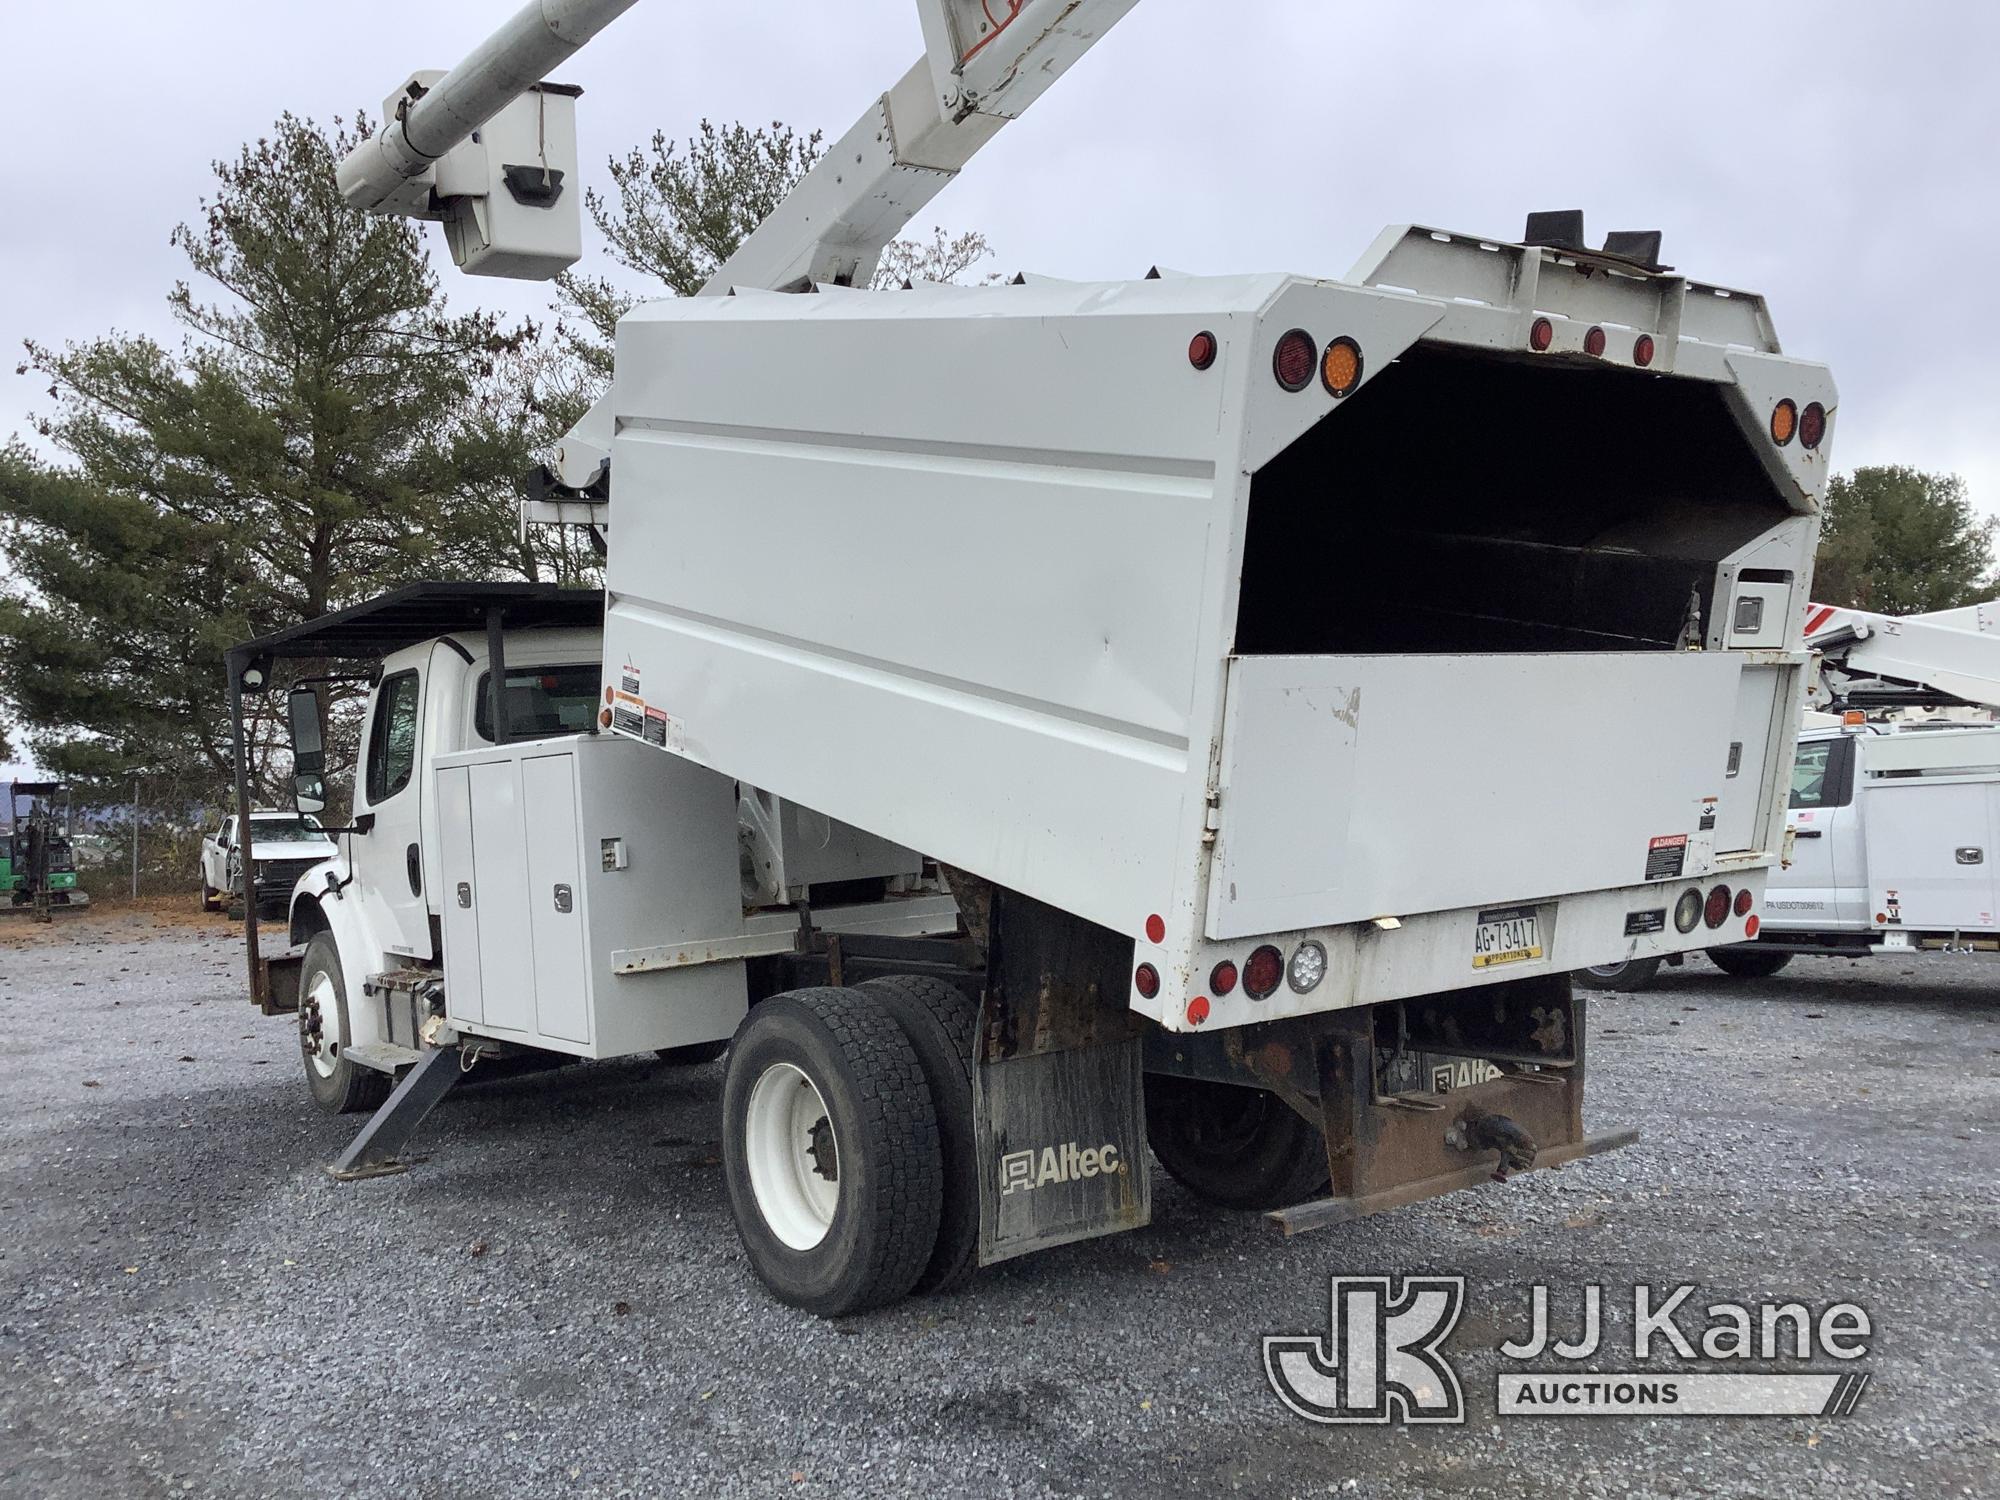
<box><xmin>1234</xmin><ymin>346</ymin><xmax>1793</xmax><ymax>654</ymax></box>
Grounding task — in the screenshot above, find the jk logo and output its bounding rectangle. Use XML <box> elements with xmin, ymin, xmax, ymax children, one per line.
<box><xmin>1263</xmin><ymin>1276</ymin><xmax>1466</xmax><ymax>1425</ymax></box>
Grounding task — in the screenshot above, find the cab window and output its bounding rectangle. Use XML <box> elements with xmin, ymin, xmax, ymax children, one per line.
<box><xmin>366</xmin><ymin>670</ymin><xmax>422</xmax><ymax>803</ymax></box>
<box><xmin>1789</xmin><ymin>738</ymin><xmax>1851</xmax><ymax>809</ymax></box>
<box><xmin>475</xmin><ymin>663</ymin><xmax>601</xmax><ymax>742</ymax></box>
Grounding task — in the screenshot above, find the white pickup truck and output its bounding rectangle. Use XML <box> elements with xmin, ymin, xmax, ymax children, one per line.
<box><xmin>199</xmin><ymin>810</ymin><xmax>338</xmax><ymax>915</ymax></box>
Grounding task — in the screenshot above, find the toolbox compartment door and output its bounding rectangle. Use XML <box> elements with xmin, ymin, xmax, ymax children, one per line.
<box><xmin>1205</xmin><ymin>651</ymin><xmax>1743</xmax><ymax>940</ymax></box>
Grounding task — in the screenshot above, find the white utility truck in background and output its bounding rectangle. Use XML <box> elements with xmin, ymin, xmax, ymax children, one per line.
<box><xmin>199</xmin><ymin>809</ymin><xmax>339</xmax><ymax>915</ymax></box>
<box><xmin>225</xmin><ymin>0</ymin><xmax>1838</xmax><ymax>1315</ymax></box>
<box><xmin>1585</xmin><ymin>601</ymin><xmax>2000</xmax><ymax>990</ymax></box>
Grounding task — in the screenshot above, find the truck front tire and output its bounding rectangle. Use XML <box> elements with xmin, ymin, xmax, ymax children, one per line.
<box><xmin>1145</xmin><ymin>1075</ymin><xmax>1330</xmax><ymax>1212</ymax></box>
<box><xmin>1707</xmin><ymin>947</ymin><xmax>1792</xmax><ymax>979</ymax></box>
<box><xmin>721</xmin><ymin>988</ymin><xmax>942</xmax><ymax>1316</ymax></box>
<box><xmin>298</xmin><ymin>933</ymin><xmax>389</xmax><ymax>1116</ymax></box>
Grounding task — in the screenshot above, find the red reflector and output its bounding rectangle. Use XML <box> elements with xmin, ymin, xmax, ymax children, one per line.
<box><xmin>1745</xmin><ymin>915</ymin><xmax>1761</xmax><ymax>938</ymax></box>
<box><xmin>1145</xmin><ymin>913</ymin><xmax>1166</xmax><ymax>945</ymax></box>
<box><xmin>1209</xmin><ymin>960</ymin><xmax>1239</xmax><ymax>996</ymax></box>
<box><xmin>1584</xmin><ymin>325</ymin><xmax>1607</xmax><ymax>357</ymax></box>
<box><xmin>1633</xmin><ymin>333</ymin><xmax>1656</xmax><ymax>367</ymax></box>
<box><xmin>1244</xmin><ymin>945</ymin><xmax>1284</xmax><ymax>1000</ymax></box>
<box><xmin>1188</xmin><ymin>330</ymin><xmax>1218</xmax><ymax>371</ymax></box>
<box><xmin>1800</xmin><ymin>401</ymin><xmax>1827</xmax><ymax>450</ymax></box>
<box><xmin>1134</xmin><ymin>963</ymin><xmax>1160</xmax><ymax>999</ymax></box>
<box><xmin>1733</xmin><ymin>887</ymin><xmax>1754</xmax><ymax>918</ymax></box>
<box><xmin>1704</xmin><ymin>885</ymin><xmax>1732</xmax><ymax>930</ymax></box>
<box><xmin>1186</xmin><ymin>995</ymin><xmax>1211</xmax><ymax>1026</ymax></box>
<box><xmin>1528</xmin><ymin>317</ymin><xmax>1555</xmax><ymax>353</ymax></box>
<box><xmin>1273</xmin><ymin>329</ymin><xmax>1317</xmax><ymax>391</ymax></box>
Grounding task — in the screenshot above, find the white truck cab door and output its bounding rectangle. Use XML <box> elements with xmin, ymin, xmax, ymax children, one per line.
<box><xmin>354</xmin><ymin>664</ymin><xmax>434</xmax><ymax>960</ymax></box>
<box><xmin>1776</xmin><ymin>736</ymin><xmax>1864</xmax><ymax>931</ymax></box>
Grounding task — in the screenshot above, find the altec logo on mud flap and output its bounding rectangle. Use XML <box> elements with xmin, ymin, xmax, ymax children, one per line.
<box><xmin>999</xmin><ymin>1141</ymin><xmax>1123</xmax><ymax>1194</ymax></box>
<box><xmin>1265</xmin><ymin>1278</ymin><xmax>1875</xmax><ymax>1425</ymax></box>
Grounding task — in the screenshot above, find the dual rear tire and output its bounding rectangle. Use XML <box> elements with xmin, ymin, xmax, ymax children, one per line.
<box><xmin>721</xmin><ymin>979</ymin><xmax>981</xmax><ymax>1317</ymax></box>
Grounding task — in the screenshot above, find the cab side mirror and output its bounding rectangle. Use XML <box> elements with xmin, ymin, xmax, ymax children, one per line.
<box><xmin>287</xmin><ymin>686</ymin><xmax>328</xmax><ymax>816</ymax></box>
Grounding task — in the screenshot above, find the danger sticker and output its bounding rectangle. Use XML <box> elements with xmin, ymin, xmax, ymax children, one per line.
<box><xmin>1645</xmin><ymin>833</ymin><xmax>1688</xmax><ymax>882</ymax></box>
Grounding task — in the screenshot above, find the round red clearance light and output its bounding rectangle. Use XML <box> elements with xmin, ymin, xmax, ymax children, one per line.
<box><xmin>1144</xmin><ymin>913</ymin><xmax>1166</xmax><ymax>944</ymax></box>
<box><xmin>1633</xmin><ymin>333</ymin><xmax>1656</xmax><ymax>367</ymax></box>
<box><xmin>1799</xmin><ymin>401</ymin><xmax>1827</xmax><ymax>450</ymax></box>
<box><xmin>1745</xmin><ymin>915</ymin><xmax>1761</xmax><ymax>939</ymax></box>
<box><xmin>1188</xmin><ymin>330</ymin><xmax>1218</xmax><ymax>371</ymax></box>
<box><xmin>1273</xmin><ymin>329</ymin><xmax>1317</xmax><ymax>392</ymax></box>
<box><xmin>1770</xmin><ymin>398</ymin><xmax>1799</xmax><ymax>447</ymax></box>
<box><xmin>1244</xmin><ymin>944</ymin><xmax>1284</xmax><ymax>1000</ymax></box>
<box><xmin>1584</xmin><ymin>325</ymin><xmax>1608</xmax><ymax>358</ymax></box>
<box><xmin>1186</xmin><ymin>995</ymin><xmax>1211</xmax><ymax>1026</ymax></box>
<box><xmin>1703</xmin><ymin>885</ymin><xmax>1733</xmax><ymax>930</ymax></box>
<box><xmin>1733</xmin><ymin>888</ymin><xmax>1755</xmax><ymax>918</ymax></box>
<box><xmin>1134</xmin><ymin>963</ymin><xmax>1161</xmax><ymax>1000</ymax></box>
<box><xmin>597</xmin><ymin>708</ymin><xmax>614</xmax><ymax>728</ymax></box>
<box><xmin>1528</xmin><ymin>316</ymin><xmax>1555</xmax><ymax>352</ymax></box>
<box><xmin>1320</xmin><ymin>336</ymin><xmax>1364</xmax><ymax>398</ymax></box>
<box><xmin>1209</xmin><ymin>960</ymin><xmax>1239</xmax><ymax>996</ymax></box>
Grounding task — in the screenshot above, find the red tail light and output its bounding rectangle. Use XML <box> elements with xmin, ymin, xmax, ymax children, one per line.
<box><xmin>1583</xmin><ymin>325</ymin><xmax>1607</xmax><ymax>357</ymax></box>
<box><xmin>1134</xmin><ymin>963</ymin><xmax>1160</xmax><ymax>999</ymax></box>
<box><xmin>1529</xmin><ymin>317</ymin><xmax>1555</xmax><ymax>352</ymax></box>
<box><xmin>1703</xmin><ymin>885</ymin><xmax>1732</xmax><ymax>930</ymax></box>
<box><xmin>1209</xmin><ymin>960</ymin><xmax>1239</xmax><ymax>996</ymax></box>
<box><xmin>1633</xmin><ymin>333</ymin><xmax>1656</xmax><ymax>367</ymax></box>
<box><xmin>1244</xmin><ymin>945</ymin><xmax>1284</xmax><ymax>1000</ymax></box>
<box><xmin>1188</xmin><ymin>330</ymin><xmax>1218</xmax><ymax>370</ymax></box>
<box><xmin>1273</xmin><ymin>329</ymin><xmax>1316</xmax><ymax>391</ymax></box>
<box><xmin>1733</xmin><ymin>888</ymin><xmax>1754</xmax><ymax>918</ymax></box>
<box><xmin>1800</xmin><ymin>401</ymin><xmax>1827</xmax><ymax>450</ymax></box>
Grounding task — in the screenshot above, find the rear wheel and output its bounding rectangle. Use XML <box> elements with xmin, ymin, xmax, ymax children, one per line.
<box><xmin>1575</xmin><ymin>956</ymin><xmax>1662</xmax><ymax>992</ymax></box>
<box><xmin>199</xmin><ymin>882</ymin><xmax>220</xmax><ymax>913</ymax></box>
<box><xmin>721</xmin><ymin>988</ymin><xmax>942</xmax><ymax>1316</ymax></box>
<box><xmin>1145</xmin><ymin>1075</ymin><xmax>1329</xmax><ymax>1211</ymax></box>
<box><xmin>298</xmin><ymin>933</ymin><xmax>389</xmax><ymax>1115</ymax></box>
<box><xmin>858</xmin><ymin>974</ymin><xmax>981</xmax><ymax>1294</ymax></box>
<box><xmin>1707</xmin><ymin>947</ymin><xmax>1792</xmax><ymax>979</ymax></box>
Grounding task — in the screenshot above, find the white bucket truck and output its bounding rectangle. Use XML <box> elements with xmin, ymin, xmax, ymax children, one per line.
<box><xmin>225</xmin><ymin>0</ymin><xmax>1837</xmax><ymax>1314</ymax></box>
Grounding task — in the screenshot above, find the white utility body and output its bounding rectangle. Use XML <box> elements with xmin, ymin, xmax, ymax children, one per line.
<box><xmin>222</xmin><ymin>0</ymin><xmax>1841</xmax><ymax>1316</ymax></box>
<box><xmin>1767</xmin><ymin>602</ymin><xmax>2000</xmax><ymax>957</ymax></box>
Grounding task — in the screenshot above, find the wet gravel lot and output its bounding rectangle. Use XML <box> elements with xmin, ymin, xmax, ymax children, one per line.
<box><xmin>2</xmin><ymin>914</ymin><xmax>1995</xmax><ymax>1499</ymax></box>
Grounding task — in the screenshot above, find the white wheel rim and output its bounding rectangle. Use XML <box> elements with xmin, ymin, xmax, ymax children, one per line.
<box><xmin>302</xmin><ymin>970</ymin><xmax>340</xmax><ymax>1080</ymax></box>
<box><xmin>744</xmin><ymin>1062</ymin><xmax>839</xmax><ymax>1251</ymax></box>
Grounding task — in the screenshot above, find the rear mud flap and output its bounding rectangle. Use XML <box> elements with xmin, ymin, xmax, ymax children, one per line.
<box><xmin>974</xmin><ymin>1036</ymin><xmax>1150</xmax><ymax>1265</ymax></box>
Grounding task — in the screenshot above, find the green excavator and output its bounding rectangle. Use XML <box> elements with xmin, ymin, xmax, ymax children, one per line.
<box><xmin>1</xmin><ymin>781</ymin><xmax>89</xmax><ymax>920</ymax></box>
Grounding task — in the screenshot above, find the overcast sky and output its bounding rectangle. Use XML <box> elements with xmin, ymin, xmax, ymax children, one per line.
<box><xmin>2</xmin><ymin>0</ymin><xmax>1997</xmax><ymax>778</ymax></box>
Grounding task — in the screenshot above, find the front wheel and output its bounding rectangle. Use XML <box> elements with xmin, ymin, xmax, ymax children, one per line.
<box><xmin>1145</xmin><ymin>1075</ymin><xmax>1330</xmax><ymax>1211</ymax></box>
<box><xmin>721</xmin><ymin>989</ymin><xmax>942</xmax><ymax>1316</ymax></box>
<box><xmin>200</xmin><ymin>882</ymin><xmax>220</xmax><ymax>913</ymax></box>
<box><xmin>1707</xmin><ymin>947</ymin><xmax>1792</xmax><ymax>979</ymax></box>
<box><xmin>1574</xmin><ymin>956</ymin><xmax>1662</xmax><ymax>992</ymax></box>
<box><xmin>298</xmin><ymin>933</ymin><xmax>389</xmax><ymax>1115</ymax></box>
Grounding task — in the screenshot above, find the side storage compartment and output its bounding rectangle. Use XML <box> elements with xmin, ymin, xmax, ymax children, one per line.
<box><xmin>436</xmin><ymin>735</ymin><xmax>751</xmax><ymax>1058</ymax></box>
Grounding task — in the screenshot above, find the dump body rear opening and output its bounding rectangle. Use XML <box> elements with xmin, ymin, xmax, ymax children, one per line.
<box><xmin>1235</xmin><ymin>345</ymin><xmax>1793</xmax><ymax>655</ymax></box>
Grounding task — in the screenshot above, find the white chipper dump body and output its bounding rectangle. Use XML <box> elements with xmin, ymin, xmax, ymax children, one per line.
<box><xmin>221</xmin><ymin>0</ymin><xmax>1840</xmax><ymax>1316</ymax></box>
<box><xmin>601</xmin><ymin>245</ymin><xmax>1831</xmax><ymax>1032</ymax></box>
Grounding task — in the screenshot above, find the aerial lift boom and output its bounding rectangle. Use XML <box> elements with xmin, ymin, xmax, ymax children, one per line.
<box><xmin>1806</xmin><ymin>600</ymin><xmax>2000</xmax><ymax>712</ymax></box>
<box><xmin>337</xmin><ymin>0</ymin><xmax>1141</xmax><ymax>486</ymax></box>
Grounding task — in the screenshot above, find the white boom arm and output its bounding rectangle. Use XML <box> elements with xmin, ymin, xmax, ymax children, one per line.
<box><xmin>335</xmin><ymin>0</ymin><xmax>1140</xmax><ymax>488</ymax></box>
<box><xmin>1807</xmin><ymin>601</ymin><xmax>2000</xmax><ymax>710</ymax></box>
<box><xmin>336</xmin><ymin>0</ymin><xmax>641</xmax><ymax>217</ymax></box>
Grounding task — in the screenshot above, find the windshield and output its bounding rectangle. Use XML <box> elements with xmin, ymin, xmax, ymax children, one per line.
<box><xmin>248</xmin><ymin>815</ymin><xmax>326</xmax><ymax>841</ymax></box>
<box><xmin>476</xmin><ymin>663</ymin><xmax>602</xmax><ymax>742</ymax></box>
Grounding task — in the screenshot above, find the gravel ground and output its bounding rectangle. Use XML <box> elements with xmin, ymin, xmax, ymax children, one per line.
<box><xmin>2</xmin><ymin>914</ymin><xmax>1996</xmax><ymax>1499</ymax></box>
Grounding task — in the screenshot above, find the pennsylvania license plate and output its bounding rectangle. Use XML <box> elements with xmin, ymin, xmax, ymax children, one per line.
<box><xmin>1472</xmin><ymin>905</ymin><xmax>1543</xmax><ymax>969</ymax></box>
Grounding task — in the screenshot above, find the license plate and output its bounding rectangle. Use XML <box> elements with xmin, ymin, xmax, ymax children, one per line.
<box><xmin>1472</xmin><ymin>905</ymin><xmax>1543</xmax><ymax>969</ymax></box>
